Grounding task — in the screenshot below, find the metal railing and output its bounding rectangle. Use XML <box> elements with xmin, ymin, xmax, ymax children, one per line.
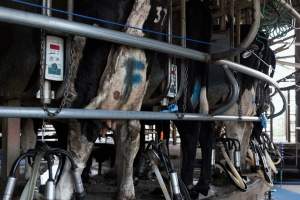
<box><xmin>0</xmin><ymin>5</ymin><xmax>288</xmax><ymax>121</ymax></box>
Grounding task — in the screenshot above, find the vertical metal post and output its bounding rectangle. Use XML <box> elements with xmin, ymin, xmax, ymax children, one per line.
<box><xmin>229</xmin><ymin>0</ymin><xmax>235</xmax><ymax>54</ymax></box>
<box><xmin>296</xmin><ymin>20</ymin><xmax>300</xmax><ymax>143</ymax></box>
<box><xmin>220</xmin><ymin>0</ymin><xmax>226</xmax><ymax>31</ymax></box>
<box><xmin>180</xmin><ymin>0</ymin><xmax>186</xmax><ymax>49</ymax></box>
<box><xmin>178</xmin><ymin>0</ymin><xmax>186</xmax><ymax>173</ymax></box>
<box><xmin>235</xmin><ymin>1</ymin><xmax>241</xmax><ymax>63</ymax></box>
<box><xmin>287</xmin><ymin>89</ymin><xmax>291</xmax><ymax>142</ymax></box>
<box><xmin>1</xmin><ymin>100</ymin><xmax>20</xmax><ymax>180</ymax></box>
<box><xmin>270</xmin><ymin>116</ymin><xmax>273</xmax><ymax>142</ymax></box>
<box><xmin>65</xmin><ymin>0</ymin><xmax>73</xmax><ymax>83</ymax></box>
<box><xmin>167</xmin><ymin>0</ymin><xmax>173</xmax><ymax>66</ymax></box>
<box><xmin>67</xmin><ymin>0</ymin><xmax>74</xmax><ymax>21</ymax></box>
<box><xmin>42</xmin><ymin>0</ymin><xmax>52</xmax><ymax>105</ymax></box>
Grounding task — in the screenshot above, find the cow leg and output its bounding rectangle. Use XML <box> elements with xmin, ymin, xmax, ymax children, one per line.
<box><xmin>20</xmin><ymin>119</ymin><xmax>36</xmax><ymax>179</ymax></box>
<box><xmin>133</xmin><ymin>121</ymin><xmax>145</xmax><ymax>180</ymax></box>
<box><xmin>192</xmin><ymin>122</ymin><xmax>214</xmax><ymax>197</ymax></box>
<box><xmin>177</xmin><ymin>122</ymin><xmax>200</xmax><ymax>187</ymax></box>
<box><xmin>116</xmin><ymin>120</ymin><xmax>140</xmax><ymax>200</ymax></box>
<box><xmin>55</xmin><ymin>120</ymin><xmax>95</xmax><ymax>200</ymax></box>
<box><xmin>82</xmin><ymin>153</ymin><xmax>93</xmax><ymax>183</ymax></box>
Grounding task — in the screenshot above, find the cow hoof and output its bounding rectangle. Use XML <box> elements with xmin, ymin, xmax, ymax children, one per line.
<box><xmin>116</xmin><ymin>192</ymin><xmax>135</xmax><ymax>200</ymax></box>
<box><xmin>189</xmin><ymin>184</ymin><xmax>210</xmax><ymax>199</ymax></box>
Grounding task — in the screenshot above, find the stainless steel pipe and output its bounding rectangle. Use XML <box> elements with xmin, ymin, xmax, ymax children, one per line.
<box><xmin>211</xmin><ymin>65</ymin><xmax>240</xmax><ymax>115</ymax></box>
<box><xmin>216</xmin><ymin>60</ymin><xmax>287</xmax><ymax>118</ymax></box>
<box><xmin>0</xmin><ymin>6</ymin><xmax>210</xmax><ymax>62</ymax></box>
<box><xmin>279</xmin><ymin>0</ymin><xmax>300</xmax><ymax>21</ymax></box>
<box><xmin>0</xmin><ymin>106</ymin><xmax>260</xmax><ymax>121</ymax></box>
<box><xmin>0</xmin><ymin>6</ymin><xmax>287</xmax><ymax>119</ymax></box>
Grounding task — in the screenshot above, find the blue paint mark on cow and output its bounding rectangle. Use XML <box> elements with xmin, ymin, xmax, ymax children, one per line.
<box><xmin>132</xmin><ymin>73</ymin><xmax>143</xmax><ymax>85</ymax></box>
<box><xmin>125</xmin><ymin>58</ymin><xmax>145</xmax><ymax>86</ymax></box>
<box><xmin>191</xmin><ymin>80</ymin><xmax>201</xmax><ymax>109</ymax></box>
<box><xmin>132</xmin><ymin>59</ymin><xmax>145</xmax><ymax>70</ymax></box>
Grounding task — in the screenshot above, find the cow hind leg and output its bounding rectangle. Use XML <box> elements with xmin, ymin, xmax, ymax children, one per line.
<box><xmin>192</xmin><ymin>122</ymin><xmax>214</xmax><ymax>197</ymax></box>
<box><xmin>55</xmin><ymin>120</ymin><xmax>94</xmax><ymax>200</ymax></box>
<box><xmin>177</xmin><ymin>122</ymin><xmax>200</xmax><ymax>188</ymax></box>
<box><xmin>116</xmin><ymin>120</ymin><xmax>140</xmax><ymax>200</ymax></box>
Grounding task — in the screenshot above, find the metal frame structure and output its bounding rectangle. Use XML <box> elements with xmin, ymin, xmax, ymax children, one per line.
<box><xmin>0</xmin><ymin>5</ymin><xmax>287</xmax><ymax>121</ymax></box>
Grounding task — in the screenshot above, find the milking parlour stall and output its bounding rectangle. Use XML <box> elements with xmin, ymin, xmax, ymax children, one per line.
<box><xmin>0</xmin><ymin>0</ymin><xmax>300</xmax><ymax>200</ymax></box>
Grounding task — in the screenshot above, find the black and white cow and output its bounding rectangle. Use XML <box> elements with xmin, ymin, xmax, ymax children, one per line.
<box><xmin>0</xmin><ymin>0</ymin><xmax>168</xmax><ymax>199</ymax></box>
<box><xmin>54</xmin><ymin>0</ymin><xmax>170</xmax><ymax>199</ymax></box>
<box><xmin>0</xmin><ymin>0</ymin><xmax>276</xmax><ymax>200</ymax></box>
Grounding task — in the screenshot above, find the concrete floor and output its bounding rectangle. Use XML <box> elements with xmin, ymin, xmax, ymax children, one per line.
<box><xmin>272</xmin><ymin>185</ymin><xmax>300</xmax><ymax>200</ymax></box>
<box><xmin>281</xmin><ymin>185</ymin><xmax>300</xmax><ymax>194</ymax></box>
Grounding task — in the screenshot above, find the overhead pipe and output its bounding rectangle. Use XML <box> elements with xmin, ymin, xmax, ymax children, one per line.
<box><xmin>211</xmin><ymin>65</ymin><xmax>240</xmax><ymax>115</ymax></box>
<box><xmin>0</xmin><ymin>6</ymin><xmax>210</xmax><ymax>62</ymax></box>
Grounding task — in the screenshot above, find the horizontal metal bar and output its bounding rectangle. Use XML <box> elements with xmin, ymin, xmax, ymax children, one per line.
<box><xmin>216</xmin><ymin>60</ymin><xmax>287</xmax><ymax>119</ymax></box>
<box><xmin>0</xmin><ymin>7</ymin><xmax>286</xmax><ymax>120</ymax></box>
<box><xmin>211</xmin><ymin>65</ymin><xmax>239</xmax><ymax>115</ymax></box>
<box><xmin>0</xmin><ymin>106</ymin><xmax>260</xmax><ymax>122</ymax></box>
<box><xmin>0</xmin><ymin>6</ymin><xmax>210</xmax><ymax>62</ymax></box>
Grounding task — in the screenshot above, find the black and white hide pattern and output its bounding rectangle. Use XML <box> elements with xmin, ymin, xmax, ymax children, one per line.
<box><xmin>0</xmin><ymin>0</ymin><xmax>40</xmax><ymax>98</ymax></box>
<box><xmin>174</xmin><ymin>0</ymin><xmax>213</xmax><ymax>198</ymax></box>
<box><xmin>85</xmin><ymin>2</ymin><xmax>151</xmax><ymax>199</ymax></box>
<box><xmin>55</xmin><ymin>0</ymin><xmax>169</xmax><ymax>199</ymax></box>
<box><xmin>214</xmin><ymin>33</ymin><xmax>275</xmax><ymax>171</ymax></box>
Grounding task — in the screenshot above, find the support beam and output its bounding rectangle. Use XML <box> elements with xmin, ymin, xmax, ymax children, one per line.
<box><xmin>1</xmin><ymin>100</ymin><xmax>20</xmax><ymax>181</ymax></box>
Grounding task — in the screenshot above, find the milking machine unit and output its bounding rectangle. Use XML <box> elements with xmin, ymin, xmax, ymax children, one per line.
<box><xmin>3</xmin><ymin>0</ymin><xmax>85</xmax><ymax>199</ymax></box>
<box><xmin>217</xmin><ymin>135</ymin><xmax>242</xmax><ymax>171</ymax></box>
<box><xmin>214</xmin><ymin>134</ymin><xmax>247</xmax><ymax>191</ymax></box>
<box><xmin>3</xmin><ymin>145</ymin><xmax>85</xmax><ymax>200</ymax></box>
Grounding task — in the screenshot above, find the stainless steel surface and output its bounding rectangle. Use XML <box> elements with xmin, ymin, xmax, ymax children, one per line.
<box><xmin>211</xmin><ymin>65</ymin><xmax>239</xmax><ymax>115</ymax></box>
<box><xmin>42</xmin><ymin>0</ymin><xmax>52</xmax><ymax>105</ymax></box>
<box><xmin>0</xmin><ymin>6</ymin><xmax>210</xmax><ymax>63</ymax></box>
<box><xmin>216</xmin><ymin>60</ymin><xmax>287</xmax><ymax>118</ymax></box>
<box><xmin>279</xmin><ymin>0</ymin><xmax>300</xmax><ymax>21</ymax></box>
<box><xmin>0</xmin><ymin>106</ymin><xmax>261</xmax><ymax>121</ymax></box>
<box><xmin>0</xmin><ymin>6</ymin><xmax>286</xmax><ymax>119</ymax></box>
<box><xmin>240</xmin><ymin>0</ymin><xmax>261</xmax><ymax>49</ymax></box>
<box><xmin>234</xmin><ymin>151</ymin><xmax>241</xmax><ymax>168</ymax></box>
<box><xmin>211</xmin><ymin>149</ymin><xmax>216</xmax><ymax>166</ymax></box>
<box><xmin>170</xmin><ymin>172</ymin><xmax>180</xmax><ymax>195</ymax></box>
<box><xmin>3</xmin><ymin>177</ymin><xmax>17</xmax><ymax>200</ymax></box>
<box><xmin>45</xmin><ymin>180</ymin><xmax>56</xmax><ymax>200</ymax></box>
